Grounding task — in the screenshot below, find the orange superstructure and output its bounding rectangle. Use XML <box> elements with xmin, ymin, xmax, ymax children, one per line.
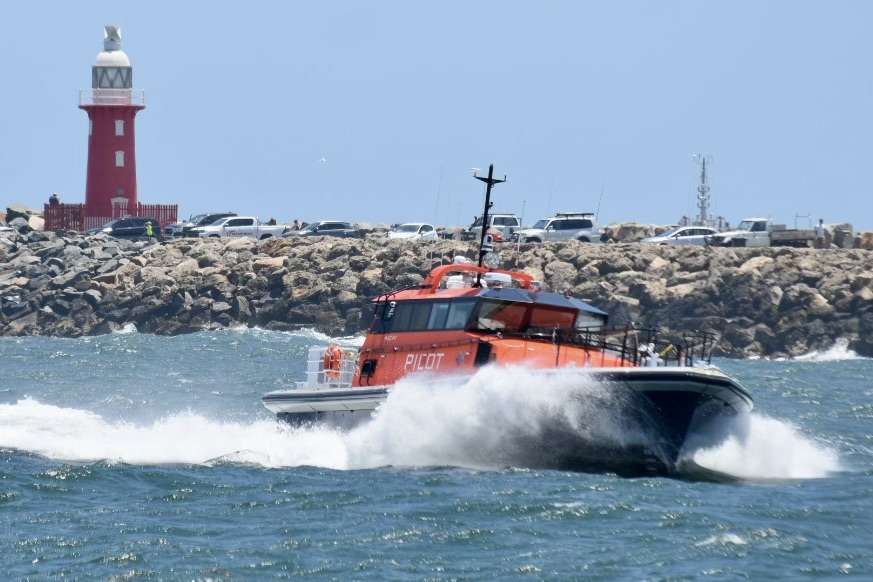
<box><xmin>350</xmin><ymin>263</ymin><xmax>638</xmax><ymax>389</ymax></box>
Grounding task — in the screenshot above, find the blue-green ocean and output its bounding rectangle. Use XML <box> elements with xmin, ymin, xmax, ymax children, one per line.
<box><xmin>1</xmin><ymin>329</ymin><xmax>870</xmax><ymax>580</ymax></box>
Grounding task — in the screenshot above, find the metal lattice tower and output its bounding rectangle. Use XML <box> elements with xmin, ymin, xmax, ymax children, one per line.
<box><xmin>694</xmin><ymin>154</ymin><xmax>711</xmax><ymax>226</ymax></box>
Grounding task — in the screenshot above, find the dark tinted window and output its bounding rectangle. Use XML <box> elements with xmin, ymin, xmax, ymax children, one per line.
<box><xmin>225</xmin><ymin>218</ymin><xmax>253</xmax><ymax>227</ymax></box>
<box><xmin>529</xmin><ymin>307</ymin><xmax>576</xmax><ymax>331</ymax></box>
<box><xmin>375</xmin><ymin>300</ymin><xmax>476</xmax><ymax>332</ymax></box>
<box><xmin>563</xmin><ymin>219</ymin><xmax>593</xmax><ymax>229</ymax></box>
<box><xmin>471</xmin><ymin>300</ymin><xmax>527</xmax><ymax>332</ymax></box>
<box><xmin>201</xmin><ymin>213</ymin><xmax>234</xmax><ymax>225</ymax></box>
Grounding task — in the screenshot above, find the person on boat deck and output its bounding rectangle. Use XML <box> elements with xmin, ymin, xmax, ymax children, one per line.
<box><xmin>323</xmin><ymin>344</ymin><xmax>344</xmax><ymax>383</ymax></box>
<box><xmin>292</xmin><ymin>219</ymin><xmax>300</xmax><ymax>230</ymax></box>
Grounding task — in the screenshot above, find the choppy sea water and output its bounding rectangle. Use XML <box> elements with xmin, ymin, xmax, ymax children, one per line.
<box><xmin>0</xmin><ymin>329</ymin><xmax>870</xmax><ymax>579</ymax></box>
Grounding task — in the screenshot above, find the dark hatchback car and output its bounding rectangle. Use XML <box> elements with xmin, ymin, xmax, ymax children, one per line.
<box><xmin>286</xmin><ymin>221</ymin><xmax>361</xmax><ymax>238</ymax></box>
<box><xmin>96</xmin><ymin>217</ymin><xmax>162</xmax><ymax>239</ymax></box>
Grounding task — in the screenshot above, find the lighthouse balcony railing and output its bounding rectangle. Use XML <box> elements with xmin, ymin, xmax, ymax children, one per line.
<box><xmin>79</xmin><ymin>89</ymin><xmax>145</xmax><ymax>107</ymax></box>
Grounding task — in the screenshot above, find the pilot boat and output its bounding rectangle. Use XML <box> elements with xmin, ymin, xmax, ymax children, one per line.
<box><xmin>262</xmin><ymin>165</ymin><xmax>753</xmax><ymax>475</ymax></box>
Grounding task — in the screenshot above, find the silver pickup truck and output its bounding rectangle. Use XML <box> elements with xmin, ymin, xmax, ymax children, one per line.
<box><xmin>191</xmin><ymin>216</ymin><xmax>289</xmax><ymax>240</ymax></box>
<box><xmin>706</xmin><ymin>218</ymin><xmax>815</xmax><ymax>248</ymax></box>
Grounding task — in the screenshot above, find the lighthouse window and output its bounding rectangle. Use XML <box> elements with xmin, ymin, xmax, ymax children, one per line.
<box><xmin>115</xmin><ymin>151</ymin><xmax>125</xmax><ymax>167</ymax></box>
<box><xmin>115</xmin><ymin>120</ymin><xmax>125</xmax><ymax>136</ymax></box>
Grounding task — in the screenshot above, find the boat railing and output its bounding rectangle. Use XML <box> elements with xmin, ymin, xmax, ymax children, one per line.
<box><xmin>517</xmin><ymin>325</ymin><xmax>718</xmax><ymax>368</ymax></box>
<box><xmin>301</xmin><ymin>345</ymin><xmax>359</xmax><ymax>388</ymax></box>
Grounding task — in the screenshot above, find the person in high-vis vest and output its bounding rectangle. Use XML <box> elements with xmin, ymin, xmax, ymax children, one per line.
<box><xmin>145</xmin><ymin>221</ymin><xmax>155</xmax><ymax>240</ymax></box>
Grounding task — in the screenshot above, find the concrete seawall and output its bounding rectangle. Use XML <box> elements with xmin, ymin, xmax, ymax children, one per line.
<box><xmin>2</xmin><ymin>231</ymin><xmax>872</xmax><ymax>358</ymax></box>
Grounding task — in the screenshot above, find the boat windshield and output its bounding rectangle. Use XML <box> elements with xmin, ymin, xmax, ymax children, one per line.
<box><xmin>373</xmin><ymin>298</ymin><xmax>584</xmax><ymax>334</ymax></box>
<box><xmin>373</xmin><ymin>300</ymin><xmax>477</xmax><ymax>333</ymax></box>
<box><xmin>471</xmin><ymin>217</ymin><xmax>484</xmax><ymax>227</ymax></box>
<box><xmin>396</xmin><ymin>224</ymin><xmax>421</xmax><ymax>232</ymax></box>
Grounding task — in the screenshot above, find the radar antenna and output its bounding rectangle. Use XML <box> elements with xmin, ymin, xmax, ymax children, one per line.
<box><xmin>473</xmin><ymin>164</ymin><xmax>506</xmax><ymax>283</ymax></box>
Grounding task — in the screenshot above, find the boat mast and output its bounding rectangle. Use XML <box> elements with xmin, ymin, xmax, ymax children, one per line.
<box><xmin>473</xmin><ymin>164</ymin><xmax>506</xmax><ymax>283</ymax></box>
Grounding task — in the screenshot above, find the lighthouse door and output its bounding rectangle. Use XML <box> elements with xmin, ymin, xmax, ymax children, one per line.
<box><xmin>111</xmin><ymin>196</ymin><xmax>129</xmax><ymax>219</ymax></box>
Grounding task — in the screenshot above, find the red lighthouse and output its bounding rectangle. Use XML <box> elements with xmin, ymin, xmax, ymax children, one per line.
<box><xmin>42</xmin><ymin>26</ymin><xmax>174</xmax><ymax>232</ymax></box>
<box><xmin>79</xmin><ymin>25</ymin><xmax>144</xmax><ymax>228</ymax></box>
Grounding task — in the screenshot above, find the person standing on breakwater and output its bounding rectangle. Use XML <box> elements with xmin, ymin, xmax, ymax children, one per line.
<box><xmin>815</xmin><ymin>219</ymin><xmax>826</xmax><ymax>249</ymax></box>
<box><xmin>145</xmin><ymin>221</ymin><xmax>155</xmax><ymax>241</ymax></box>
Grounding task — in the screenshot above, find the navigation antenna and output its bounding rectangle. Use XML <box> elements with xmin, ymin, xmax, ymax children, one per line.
<box><xmin>473</xmin><ymin>164</ymin><xmax>506</xmax><ymax>283</ymax></box>
<box><xmin>693</xmin><ymin>154</ymin><xmax>712</xmax><ymax>226</ymax></box>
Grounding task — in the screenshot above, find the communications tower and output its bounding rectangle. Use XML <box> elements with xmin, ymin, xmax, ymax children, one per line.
<box><xmin>693</xmin><ymin>154</ymin><xmax>711</xmax><ymax>227</ymax></box>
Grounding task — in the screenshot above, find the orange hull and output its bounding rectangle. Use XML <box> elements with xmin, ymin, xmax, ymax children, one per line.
<box><xmin>353</xmin><ymin>330</ymin><xmax>632</xmax><ymax>387</ymax></box>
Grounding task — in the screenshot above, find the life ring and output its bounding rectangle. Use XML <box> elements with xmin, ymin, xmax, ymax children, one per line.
<box><xmin>323</xmin><ymin>345</ymin><xmax>343</xmax><ymax>380</ymax></box>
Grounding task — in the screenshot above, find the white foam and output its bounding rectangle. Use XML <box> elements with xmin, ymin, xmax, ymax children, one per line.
<box><xmin>794</xmin><ymin>338</ymin><xmax>866</xmax><ymax>362</ymax></box>
<box><xmin>696</xmin><ymin>533</ymin><xmax>747</xmax><ymax>547</ymax></box>
<box><xmin>0</xmin><ymin>399</ymin><xmax>348</xmax><ymax>468</ymax></box>
<box><xmin>0</xmin><ymin>368</ymin><xmax>643</xmax><ymax>470</ymax></box>
<box><xmin>0</xmin><ymin>367</ymin><xmax>841</xmax><ymax>478</ymax></box>
<box><xmin>687</xmin><ymin>413</ymin><xmax>841</xmax><ymax>479</ymax></box>
<box><xmin>111</xmin><ymin>323</ymin><xmax>138</xmax><ymax>335</ymax></box>
<box><xmin>232</xmin><ymin>327</ymin><xmax>365</xmax><ymax>347</ymax></box>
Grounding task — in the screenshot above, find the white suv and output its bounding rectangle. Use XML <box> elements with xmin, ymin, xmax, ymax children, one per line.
<box><xmin>468</xmin><ymin>213</ymin><xmax>520</xmax><ymax>241</ymax></box>
<box><xmin>515</xmin><ymin>212</ymin><xmax>601</xmax><ymax>243</ymax></box>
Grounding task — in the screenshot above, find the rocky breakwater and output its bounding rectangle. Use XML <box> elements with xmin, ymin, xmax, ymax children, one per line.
<box><xmin>1</xmin><ymin>229</ymin><xmax>872</xmax><ymax>358</ymax></box>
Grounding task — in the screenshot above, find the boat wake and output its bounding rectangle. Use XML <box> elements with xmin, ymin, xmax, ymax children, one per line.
<box><xmin>680</xmin><ymin>413</ymin><xmax>841</xmax><ymax>480</ymax></box>
<box><xmin>0</xmin><ymin>367</ymin><xmax>840</xmax><ymax>479</ymax></box>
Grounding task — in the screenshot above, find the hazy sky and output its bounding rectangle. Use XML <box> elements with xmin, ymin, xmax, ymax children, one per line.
<box><xmin>1</xmin><ymin>1</ymin><xmax>871</xmax><ymax>228</ymax></box>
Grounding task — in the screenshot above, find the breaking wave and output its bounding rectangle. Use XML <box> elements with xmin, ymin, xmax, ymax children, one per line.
<box><xmin>0</xmin><ymin>367</ymin><xmax>840</xmax><ymax>479</ymax></box>
<box><xmin>794</xmin><ymin>338</ymin><xmax>866</xmax><ymax>362</ymax></box>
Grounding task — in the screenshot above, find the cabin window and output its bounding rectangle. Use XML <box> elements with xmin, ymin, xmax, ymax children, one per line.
<box><xmin>529</xmin><ymin>307</ymin><xmax>576</xmax><ymax>331</ymax></box>
<box><xmin>427</xmin><ymin>302</ymin><xmax>450</xmax><ymax>329</ymax></box>
<box><xmin>375</xmin><ymin>300</ymin><xmax>477</xmax><ymax>332</ymax></box>
<box><xmin>576</xmin><ymin>312</ymin><xmax>606</xmax><ymax>330</ymax></box>
<box><xmin>445</xmin><ymin>301</ymin><xmax>476</xmax><ymax>329</ymax></box>
<box><xmin>115</xmin><ymin>119</ymin><xmax>125</xmax><ymax>136</ymax></box>
<box><xmin>471</xmin><ymin>300</ymin><xmax>527</xmax><ymax>332</ymax></box>
<box><xmin>408</xmin><ymin>303</ymin><xmax>431</xmax><ymax>331</ymax></box>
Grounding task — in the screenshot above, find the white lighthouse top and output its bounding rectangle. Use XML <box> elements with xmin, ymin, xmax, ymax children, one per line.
<box><xmin>95</xmin><ymin>25</ymin><xmax>130</xmax><ymax>67</ymax></box>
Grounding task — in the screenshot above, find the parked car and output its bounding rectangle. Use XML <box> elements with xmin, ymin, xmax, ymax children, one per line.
<box><xmin>641</xmin><ymin>226</ymin><xmax>717</xmax><ymax>246</ymax></box>
<box><xmin>95</xmin><ymin>217</ymin><xmax>162</xmax><ymax>239</ymax></box>
<box><xmin>165</xmin><ymin>212</ymin><xmax>237</xmax><ymax>237</ymax></box>
<box><xmin>285</xmin><ymin>221</ymin><xmax>360</xmax><ymax>238</ymax></box>
<box><xmin>191</xmin><ymin>216</ymin><xmax>288</xmax><ymax>240</ymax></box>
<box><xmin>467</xmin><ymin>213</ymin><xmax>520</xmax><ymax>241</ymax></box>
<box><xmin>514</xmin><ymin>212</ymin><xmax>601</xmax><ymax>243</ymax></box>
<box><xmin>387</xmin><ymin>223</ymin><xmax>438</xmax><ymax>241</ymax></box>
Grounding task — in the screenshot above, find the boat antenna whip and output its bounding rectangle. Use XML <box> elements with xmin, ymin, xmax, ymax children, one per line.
<box><xmin>473</xmin><ymin>164</ymin><xmax>506</xmax><ymax>285</ymax></box>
